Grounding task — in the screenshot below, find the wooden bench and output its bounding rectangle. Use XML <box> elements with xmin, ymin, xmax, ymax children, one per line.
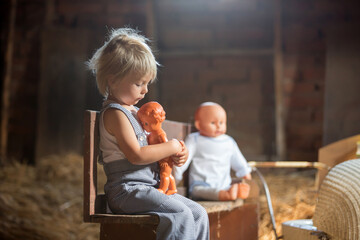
<box><xmin>83</xmin><ymin>110</ymin><xmax>259</xmax><ymax>240</ymax></box>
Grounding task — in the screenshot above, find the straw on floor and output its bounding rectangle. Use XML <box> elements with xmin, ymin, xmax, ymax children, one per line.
<box><xmin>0</xmin><ymin>154</ymin><xmax>317</xmax><ymax>240</ymax></box>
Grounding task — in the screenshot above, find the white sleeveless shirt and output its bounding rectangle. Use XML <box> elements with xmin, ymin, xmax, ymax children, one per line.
<box><xmin>99</xmin><ymin>108</ymin><xmax>127</xmax><ymax>163</ymax></box>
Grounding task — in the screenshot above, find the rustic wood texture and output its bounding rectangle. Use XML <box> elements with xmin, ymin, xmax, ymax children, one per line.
<box><xmin>83</xmin><ymin>110</ymin><xmax>98</xmax><ymax>221</ymax></box>
<box><xmin>208</xmin><ymin>202</ymin><xmax>259</xmax><ymax>240</ymax></box>
<box><xmin>316</xmin><ymin>134</ymin><xmax>360</xmax><ymax>189</ymax></box>
<box><xmin>273</xmin><ymin>0</ymin><xmax>286</xmax><ymax>161</ymax></box>
<box><xmin>0</xmin><ymin>0</ymin><xmax>17</xmax><ymax>162</ymax></box>
<box><xmin>36</xmin><ymin>28</ymin><xmax>88</xmax><ymax>159</ymax></box>
<box><xmin>323</xmin><ymin>25</ymin><xmax>360</xmax><ymax>146</ymax></box>
<box><xmin>100</xmin><ymin>223</ymin><xmax>157</xmax><ymax>240</ymax></box>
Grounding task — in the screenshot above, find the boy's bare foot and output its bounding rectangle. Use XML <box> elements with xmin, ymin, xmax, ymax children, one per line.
<box><xmin>237</xmin><ymin>182</ymin><xmax>250</xmax><ymax>199</ymax></box>
<box><xmin>219</xmin><ymin>184</ymin><xmax>238</xmax><ymax>201</ymax></box>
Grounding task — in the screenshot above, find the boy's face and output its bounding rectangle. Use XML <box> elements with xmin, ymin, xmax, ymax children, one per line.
<box><xmin>109</xmin><ymin>72</ymin><xmax>152</xmax><ymax>106</ymax></box>
<box><xmin>195</xmin><ymin>105</ymin><xmax>227</xmax><ymax>138</ymax></box>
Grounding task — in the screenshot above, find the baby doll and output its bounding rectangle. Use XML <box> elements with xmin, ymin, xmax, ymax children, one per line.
<box><xmin>174</xmin><ymin>102</ymin><xmax>252</xmax><ymax>201</ymax></box>
<box><xmin>137</xmin><ymin>101</ymin><xmax>180</xmax><ymax>195</ymax></box>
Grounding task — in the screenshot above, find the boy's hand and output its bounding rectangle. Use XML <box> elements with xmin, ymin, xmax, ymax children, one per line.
<box><xmin>172</xmin><ymin>140</ymin><xmax>188</xmax><ymax>167</ymax></box>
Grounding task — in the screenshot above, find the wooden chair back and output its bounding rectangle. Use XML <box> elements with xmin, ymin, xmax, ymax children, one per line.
<box><xmin>83</xmin><ymin>110</ymin><xmax>100</xmax><ymax>221</ymax></box>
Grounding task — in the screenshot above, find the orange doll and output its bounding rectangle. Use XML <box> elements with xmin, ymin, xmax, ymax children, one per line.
<box><xmin>137</xmin><ymin>101</ymin><xmax>181</xmax><ymax>195</ymax></box>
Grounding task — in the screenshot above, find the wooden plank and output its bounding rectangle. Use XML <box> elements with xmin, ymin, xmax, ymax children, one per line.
<box><xmin>0</xmin><ymin>0</ymin><xmax>17</xmax><ymax>163</ymax></box>
<box><xmin>316</xmin><ymin>134</ymin><xmax>360</xmax><ymax>188</ymax></box>
<box><xmin>162</xmin><ymin>119</ymin><xmax>192</xmax><ymax>140</ymax></box>
<box><xmin>83</xmin><ymin>110</ymin><xmax>98</xmax><ymax>222</ymax></box>
<box><xmin>145</xmin><ymin>0</ymin><xmax>159</xmax><ymax>102</ymax></box>
<box><xmin>146</xmin><ymin>0</ymin><xmax>156</xmax><ymax>40</ymax></box>
<box><xmin>92</xmin><ymin>214</ymin><xmax>159</xmax><ymax>224</ymax></box>
<box><xmin>100</xmin><ymin>223</ymin><xmax>157</xmax><ymax>240</ymax></box>
<box><xmin>208</xmin><ymin>203</ymin><xmax>259</xmax><ymax>240</ymax></box>
<box><xmin>159</xmin><ymin>48</ymin><xmax>274</xmax><ymax>57</ymax></box>
<box><xmin>273</xmin><ymin>0</ymin><xmax>286</xmax><ymax>160</ymax></box>
<box><xmin>323</xmin><ymin>25</ymin><xmax>360</xmax><ymax>145</ymax></box>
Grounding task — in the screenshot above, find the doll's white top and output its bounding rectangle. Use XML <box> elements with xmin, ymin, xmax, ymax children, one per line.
<box><xmin>174</xmin><ymin>132</ymin><xmax>251</xmax><ymax>190</ymax></box>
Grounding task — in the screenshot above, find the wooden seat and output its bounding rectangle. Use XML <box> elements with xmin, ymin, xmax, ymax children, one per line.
<box><xmin>83</xmin><ymin>110</ymin><xmax>259</xmax><ymax>240</ymax></box>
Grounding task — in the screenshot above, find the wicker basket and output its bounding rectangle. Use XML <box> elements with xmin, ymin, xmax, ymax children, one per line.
<box><xmin>283</xmin><ymin>159</ymin><xmax>360</xmax><ymax>240</ymax></box>
<box><xmin>313</xmin><ymin>159</ymin><xmax>360</xmax><ymax>240</ymax></box>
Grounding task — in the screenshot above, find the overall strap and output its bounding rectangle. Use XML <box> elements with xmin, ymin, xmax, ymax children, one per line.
<box><xmin>98</xmin><ymin>102</ymin><xmax>148</xmax><ymax>165</ymax></box>
<box><xmin>102</xmin><ymin>103</ymin><xmax>144</xmax><ymax>137</ymax></box>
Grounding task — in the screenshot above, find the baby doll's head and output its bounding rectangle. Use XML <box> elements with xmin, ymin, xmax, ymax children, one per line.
<box><xmin>137</xmin><ymin>101</ymin><xmax>166</xmax><ymax>132</ymax></box>
<box><xmin>194</xmin><ymin>102</ymin><xmax>227</xmax><ymax>138</ymax></box>
<box><xmin>87</xmin><ymin>28</ymin><xmax>159</xmax><ymax>97</ymax></box>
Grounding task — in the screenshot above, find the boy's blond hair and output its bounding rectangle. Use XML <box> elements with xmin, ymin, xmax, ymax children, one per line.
<box><xmin>87</xmin><ymin>28</ymin><xmax>158</xmax><ymax>97</ymax></box>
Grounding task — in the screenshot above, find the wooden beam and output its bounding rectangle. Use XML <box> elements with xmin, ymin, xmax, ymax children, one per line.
<box><xmin>44</xmin><ymin>0</ymin><xmax>55</xmax><ymax>27</ymax></box>
<box><xmin>159</xmin><ymin>48</ymin><xmax>274</xmax><ymax>58</ymax></box>
<box><xmin>146</xmin><ymin>0</ymin><xmax>156</xmax><ymax>40</ymax></box>
<box><xmin>273</xmin><ymin>0</ymin><xmax>286</xmax><ymax>161</ymax></box>
<box><xmin>1</xmin><ymin>0</ymin><xmax>17</xmax><ymax>163</ymax></box>
<box><xmin>145</xmin><ymin>0</ymin><xmax>159</xmax><ymax>101</ymax></box>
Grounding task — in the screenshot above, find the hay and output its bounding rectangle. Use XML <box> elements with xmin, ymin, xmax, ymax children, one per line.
<box><xmin>258</xmin><ymin>169</ymin><xmax>317</xmax><ymax>240</ymax></box>
<box><xmin>0</xmin><ymin>155</ymin><xmax>316</xmax><ymax>239</ymax></box>
<box><xmin>0</xmin><ymin>153</ymin><xmax>104</xmax><ymax>240</ymax></box>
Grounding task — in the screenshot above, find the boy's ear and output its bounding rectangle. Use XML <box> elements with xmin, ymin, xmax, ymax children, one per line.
<box><xmin>194</xmin><ymin>120</ymin><xmax>200</xmax><ymax>131</ymax></box>
<box><xmin>107</xmin><ymin>75</ymin><xmax>116</xmax><ymax>87</ymax></box>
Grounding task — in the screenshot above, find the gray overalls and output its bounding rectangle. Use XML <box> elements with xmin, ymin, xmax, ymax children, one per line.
<box><xmin>101</xmin><ymin>103</ymin><xmax>209</xmax><ymax>240</ymax></box>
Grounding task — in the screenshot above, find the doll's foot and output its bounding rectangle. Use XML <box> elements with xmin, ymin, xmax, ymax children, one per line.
<box><xmin>166</xmin><ymin>189</ymin><xmax>177</xmax><ymax>195</ymax></box>
<box><xmin>157</xmin><ymin>189</ymin><xmax>165</xmax><ymax>194</ymax></box>
<box><xmin>219</xmin><ymin>184</ymin><xmax>238</xmax><ymax>201</ymax></box>
<box><xmin>237</xmin><ymin>182</ymin><xmax>250</xmax><ymax>199</ymax></box>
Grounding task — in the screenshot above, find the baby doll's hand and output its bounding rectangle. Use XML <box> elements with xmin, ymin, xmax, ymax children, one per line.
<box><xmin>172</xmin><ymin>140</ymin><xmax>188</xmax><ymax>167</ymax></box>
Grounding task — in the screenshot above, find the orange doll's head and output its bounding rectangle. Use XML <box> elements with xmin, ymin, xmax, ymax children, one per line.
<box><xmin>194</xmin><ymin>102</ymin><xmax>227</xmax><ymax>138</ymax></box>
<box><xmin>137</xmin><ymin>101</ymin><xmax>166</xmax><ymax>132</ymax></box>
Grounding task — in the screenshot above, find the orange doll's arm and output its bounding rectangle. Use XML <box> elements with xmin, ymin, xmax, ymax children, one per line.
<box><xmin>158</xmin><ymin>131</ymin><xmax>168</xmax><ymax>143</ymax></box>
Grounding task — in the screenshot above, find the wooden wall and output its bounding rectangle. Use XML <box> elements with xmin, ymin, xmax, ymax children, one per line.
<box><xmin>36</xmin><ymin>28</ymin><xmax>90</xmax><ymax>159</ymax></box>
<box><xmin>1</xmin><ymin>0</ymin><xmax>360</xmax><ymax>163</ymax></box>
<box><xmin>154</xmin><ymin>1</ymin><xmax>276</xmax><ymax>159</ymax></box>
<box><xmin>323</xmin><ymin>25</ymin><xmax>360</xmax><ymax>145</ymax></box>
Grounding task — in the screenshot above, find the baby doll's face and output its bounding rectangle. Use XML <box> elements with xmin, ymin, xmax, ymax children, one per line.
<box><xmin>195</xmin><ymin>105</ymin><xmax>227</xmax><ymax>138</ymax></box>
<box><xmin>137</xmin><ymin>102</ymin><xmax>165</xmax><ymax>133</ymax></box>
<box><xmin>140</xmin><ymin>115</ymin><xmax>161</xmax><ymax>132</ymax></box>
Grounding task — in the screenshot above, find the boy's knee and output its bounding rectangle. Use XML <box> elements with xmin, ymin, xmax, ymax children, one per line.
<box><xmin>199</xmin><ymin>207</ymin><xmax>208</xmax><ymax>222</ymax></box>
<box><xmin>196</xmin><ymin>202</ymin><xmax>208</xmax><ymax>215</ymax></box>
<box><xmin>180</xmin><ymin>204</ymin><xmax>194</xmax><ymax>217</ymax></box>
